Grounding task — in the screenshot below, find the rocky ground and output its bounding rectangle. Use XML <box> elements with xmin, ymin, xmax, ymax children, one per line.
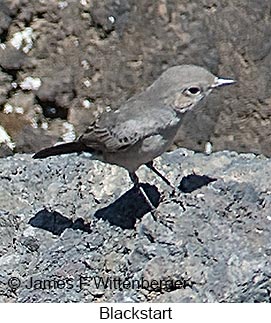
<box><xmin>0</xmin><ymin>0</ymin><xmax>271</xmax><ymax>157</ymax></box>
<box><xmin>0</xmin><ymin>148</ymin><xmax>270</xmax><ymax>302</ymax></box>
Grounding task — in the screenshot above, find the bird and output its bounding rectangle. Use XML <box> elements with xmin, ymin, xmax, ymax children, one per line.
<box><xmin>33</xmin><ymin>65</ymin><xmax>236</xmax><ymax>212</ymax></box>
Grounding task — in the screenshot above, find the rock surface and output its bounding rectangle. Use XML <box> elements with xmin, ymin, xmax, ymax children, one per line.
<box><xmin>0</xmin><ymin>148</ymin><xmax>270</xmax><ymax>302</ymax></box>
<box><xmin>0</xmin><ymin>0</ymin><xmax>271</xmax><ymax>157</ymax></box>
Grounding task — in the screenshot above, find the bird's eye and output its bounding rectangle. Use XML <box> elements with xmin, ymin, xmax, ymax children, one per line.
<box><xmin>186</xmin><ymin>86</ymin><xmax>201</xmax><ymax>95</ymax></box>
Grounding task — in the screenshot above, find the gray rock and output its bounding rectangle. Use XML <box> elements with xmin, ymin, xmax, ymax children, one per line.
<box><xmin>0</xmin><ymin>70</ymin><xmax>13</xmax><ymax>106</ymax></box>
<box><xmin>0</xmin><ymin>46</ymin><xmax>28</xmax><ymax>71</ymax></box>
<box><xmin>0</xmin><ymin>148</ymin><xmax>270</xmax><ymax>302</ymax></box>
<box><xmin>0</xmin><ymin>3</ymin><xmax>12</xmax><ymax>39</ymax></box>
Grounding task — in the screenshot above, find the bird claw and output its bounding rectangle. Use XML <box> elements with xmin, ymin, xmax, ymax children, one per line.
<box><xmin>169</xmin><ymin>188</ymin><xmax>177</xmax><ymax>198</ymax></box>
<box><xmin>160</xmin><ymin>188</ymin><xmax>186</xmax><ymax>211</ymax></box>
<box><xmin>150</xmin><ymin>208</ymin><xmax>175</xmax><ymax>231</ymax></box>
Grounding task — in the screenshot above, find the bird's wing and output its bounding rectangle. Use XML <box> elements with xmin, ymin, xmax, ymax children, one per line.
<box><xmin>79</xmin><ymin>119</ymin><xmax>141</xmax><ymax>152</ymax></box>
<box><xmin>79</xmin><ymin>104</ymin><xmax>175</xmax><ymax>153</ymax></box>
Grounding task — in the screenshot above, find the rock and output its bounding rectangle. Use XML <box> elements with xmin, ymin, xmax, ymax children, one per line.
<box><xmin>0</xmin><ymin>45</ymin><xmax>28</xmax><ymax>71</ymax></box>
<box><xmin>0</xmin><ymin>70</ymin><xmax>13</xmax><ymax>105</ymax></box>
<box><xmin>0</xmin><ymin>143</ymin><xmax>13</xmax><ymax>157</ymax></box>
<box><xmin>0</xmin><ymin>113</ymin><xmax>58</xmax><ymax>153</ymax></box>
<box><xmin>0</xmin><ymin>148</ymin><xmax>270</xmax><ymax>302</ymax></box>
<box><xmin>0</xmin><ymin>0</ymin><xmax>270</xmax><ymax>156</ymax></box>
<box><xmin>0</xmin><ymin>3</ymin><xmax>12</xmax><ymax>39</ymax></box>
<box><xmin>35</xmin><ymin>69</ymin><xmax>74</xmax><ymax>119</ymax></box>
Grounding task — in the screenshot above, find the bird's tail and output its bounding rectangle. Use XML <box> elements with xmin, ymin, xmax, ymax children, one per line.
<box><xmin>33</xmin><ymin>142</ymin><xmax>94</xmax><ymax>159</ymax></box>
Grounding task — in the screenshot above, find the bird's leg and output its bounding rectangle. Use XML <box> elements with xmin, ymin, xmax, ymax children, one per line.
<box><xmin>129</xmin><ymin>172</ymin><xmax>178</xmax><ymax>229</ymax></box>
<box><xmin>129</xmin><ymin>171</ymin><xmax>140</xmax><ymax>187</ymax></box>
<box><xmin>129</xmin><ymin>172</ymin><xmax>157</xmax><ymax>220</ymax></box>
<box><xmin>145</xmin><ymin>161</ymin><xmax>186</xmax><ymax>215</ymax></box>
<box><xmin>145</xmin><ymin>161</ymin><xmax>175</xmax><ymax>193</ymax></box>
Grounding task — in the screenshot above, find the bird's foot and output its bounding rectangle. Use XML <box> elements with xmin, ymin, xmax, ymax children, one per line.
<box><xmin>169</xmin><ymin>187</ymin><xmax>177</xmax><ymax>198</ymax></box>
<box><xmin>160</xmin><ymin>189</ymin><xmax>186</xmax><ymax>211</ymax></box>
<box><xmin>150</xmin><ymin>208</ymin><xmax>175</xmax><ymax>231</ymax></box>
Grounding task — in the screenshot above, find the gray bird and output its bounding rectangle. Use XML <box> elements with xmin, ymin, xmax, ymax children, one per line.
<box><xmin>33</xmin><ymin>65</ymin><xmax>235</xmax><ymax>210</ymax></box>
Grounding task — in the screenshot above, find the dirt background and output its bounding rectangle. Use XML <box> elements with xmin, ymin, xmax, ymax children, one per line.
<box><xmin>0</xmin><ymin>0</ymin><xmax>271</xmax><ymax>156</ymax></box>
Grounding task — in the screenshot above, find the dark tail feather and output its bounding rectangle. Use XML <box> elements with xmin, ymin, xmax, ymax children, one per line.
<box><xmin>33</xmin><ymin>142</ymin><xmax>94</xmax><ymax>159</ymax></box>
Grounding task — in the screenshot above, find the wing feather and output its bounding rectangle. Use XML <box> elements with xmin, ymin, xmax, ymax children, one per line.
<box><xmin>79</xmin><ymin>102</ymin><xmax>178</xmax><ymax>153</ymax></box>
<box><xmin>79</xmin><ymin>119</ymin><xmax>142</xmax><ymax>152</ymax></box>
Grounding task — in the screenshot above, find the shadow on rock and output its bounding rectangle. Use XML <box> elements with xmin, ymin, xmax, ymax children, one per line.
<box><xmin>29</xmin><ymin>209</ymin><xmax>91</xmax><ymax>235</ymax></box>
<box><xmin>178</xmin><ymin>173</ymin><xmax>217</xmax><ymax>193</ymax></box>
<box><xmin>94</xmin><ymin>183</ymin><xmax>160</xmax><ymax>229</ymax></box>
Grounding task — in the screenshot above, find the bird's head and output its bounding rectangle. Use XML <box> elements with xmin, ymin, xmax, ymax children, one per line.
<box><xmin>149</xmin><ymin>65</ymin><xmax>236</xmax><ymax>114</ymax></box>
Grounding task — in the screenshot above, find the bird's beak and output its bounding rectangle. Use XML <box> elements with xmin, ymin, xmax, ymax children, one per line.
<box><xmin>211</xmin><ymin>77</ymin><xmax>236</xmax><ymax>88</ymax></box>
